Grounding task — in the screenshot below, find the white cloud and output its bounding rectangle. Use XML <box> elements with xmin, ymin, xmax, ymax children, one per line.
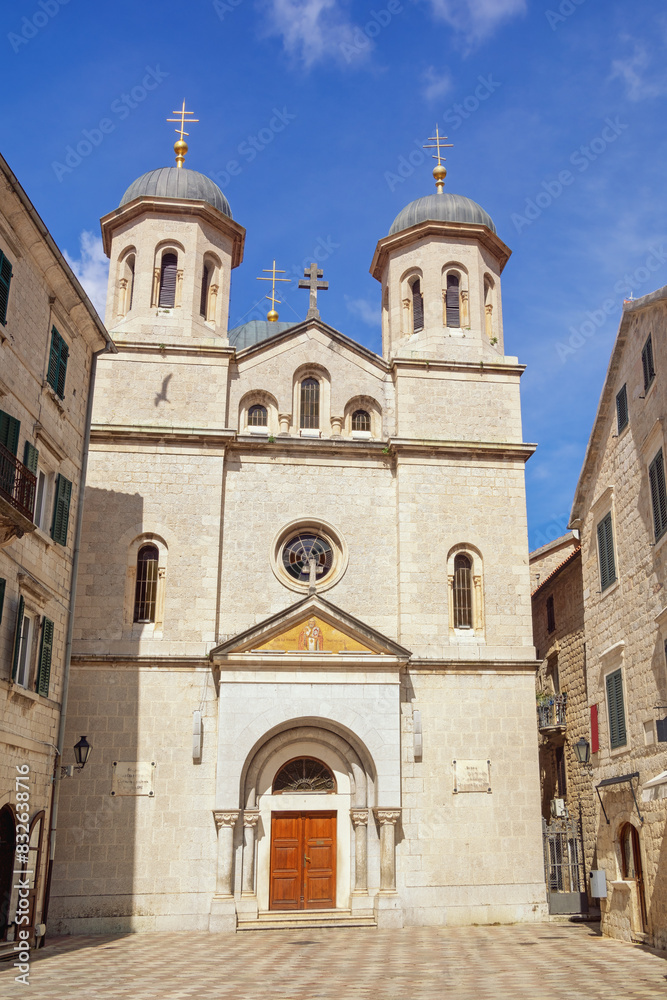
<box><xmin>422</xmin><ymin>66</ymin><xmax>453</xmax><ymax>102</ymax></box>
<box><xmin>425</xmin><ymin>0</ymin><xmax>526</xmax><ymax>43</ymax></box>
<box><xmin>345</xmin><ymin>295</ymin><xmax>380</xmax><ymax>326</ymax></box>
<box><xmin>609</xmin><ymin>42</ymin><xmax>667</xmax><ymax>101</ymax></box>
<box><xmin>262</xmin><ymin>0</ymin><xmax>370</xmax><ymax>69</ymax></box>
<box><xmin>64</xmin><ymin>231</ymin><xmax>108</xmax><ymax>319</ymax></box>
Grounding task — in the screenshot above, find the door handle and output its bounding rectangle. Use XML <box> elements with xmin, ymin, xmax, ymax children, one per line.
<box><xmin>304</xmin><ymin>855</ymin><xmax>311</xmax><ymax>864</ymax></box>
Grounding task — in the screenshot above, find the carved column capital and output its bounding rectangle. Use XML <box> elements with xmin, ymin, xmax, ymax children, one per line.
<box><xmin>350</xmin><ymin>808</ymin><xmax>369</xmax><ymax>827</ymax></box>
<box><xmin>374</xmin><ymin>808</ymin><xmax>401</xmax><ymax>826</ymax></box>
<box><xmin>242</xmin><ymin>810</ymin><xmax>260</xmax><ymax>829</ymax></box>
<box><xmin>213</xmin><ymin>809</ymin><xmax>239</xmax><ymax>832</ymax></box>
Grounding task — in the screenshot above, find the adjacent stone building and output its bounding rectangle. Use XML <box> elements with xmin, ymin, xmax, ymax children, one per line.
<box><xmin>49</xmin><ymin>141</ymin><xmax>547</xmax><ymax>934</ymax></box>
<box><xmin>570</xmin><ymin>284</ymin><xmax>667</xmax><ymax>950</ymax></box>
<box><xmin>0</xmin><ymin>152</ymin><xmax>114</xmax><ymax>955</ymax></box>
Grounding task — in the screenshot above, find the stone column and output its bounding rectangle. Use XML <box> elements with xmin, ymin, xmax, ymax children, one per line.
<box><xmin>350</xmin><ymin>809</ymin><xmax>369</xmax><ymax>892</ymax></box>
<box><xmin>241</xmin><ymin>811</ymin><xmax>260</xmax><ymax>896</ymax></box>
<box><xmin>375</xmin><ymin>809</ymin><xmax>401</xmax><ymax>892</ymax></box>
<box><xmin>330</xmin><ymin>415</ymin><xmax>344</xmax><ymax>438</ymax></box>
<box><xmin>213</xmin><ymin>810</ymin><xmax>239</xmax><ymax>897</ymax></box>
<box><xmin>278</xmin><ymin>413</ymin><xmax>291</xmax><ymax>435</ymax></box>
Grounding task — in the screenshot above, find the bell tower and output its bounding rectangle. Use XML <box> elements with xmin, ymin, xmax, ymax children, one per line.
<box><xmin>370</xmin><ymin>131</ymin><xmax>511</xmax><ymax>363</ymax></box>
<box><xmin>99</xmin><ymin>104</ymin><xmax>245</xmax><ymax>345</ymax></box>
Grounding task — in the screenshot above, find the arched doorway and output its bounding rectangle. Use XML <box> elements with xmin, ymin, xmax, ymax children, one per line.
<box><xmin>620</xmin><ymin>823</ymin><xmax>648</xmax><ymax>932</ymax></box>
<box><xmin>0</xmin><ymin>805</ymin><xmax>16</xmax><ymax>940</ymax></box>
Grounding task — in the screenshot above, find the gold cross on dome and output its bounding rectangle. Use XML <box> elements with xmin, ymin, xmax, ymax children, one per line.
<box><xmin>423</xmin><ymin>125</ymin><xmax>453</xmax><ymax>193</ymax></box>
<box><xmin>167</xmin><ymin>101</ymin><xmax>199</xmax><ymax>167</ymax></box>
<box><xmin>257</xmin><ymin>260</ymin><xmax>291</xmax><ymax>321</ymax></box>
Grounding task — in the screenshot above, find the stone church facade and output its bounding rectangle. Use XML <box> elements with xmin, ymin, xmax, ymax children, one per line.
<box><xmin>49</xmin><ymin>150</ymin><xmax>547</xmax><ymax>932</ymax></box>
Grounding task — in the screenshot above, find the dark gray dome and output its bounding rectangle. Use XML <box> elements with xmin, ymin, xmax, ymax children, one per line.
<box><xmin>228</xmin><ymin>319</ymin><xmax>295</xmax><ymax>350</ymax></box>
<box><xmin>119</xmin><ymin>167</ymin><xmax>232</xmax><ymax>217</ymax></box>
<box><xmin>389</xmin><ymin>192</ymin><xmax>495</xmax><ymax>236</ymax></box>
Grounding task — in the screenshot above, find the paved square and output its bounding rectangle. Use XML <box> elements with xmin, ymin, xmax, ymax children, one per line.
<box><xmin>1</xmin><ymin>922</ymin><xmax>666</xmax><ymax>1000</ymax></box>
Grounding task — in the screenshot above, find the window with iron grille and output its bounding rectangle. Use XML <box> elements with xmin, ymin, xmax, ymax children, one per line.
<box><xmin>351</xmin><ymin>409</ymin><xmax>370</xmax><ymax>432</ymax></box>
<box><xmin>453</xmin><ymin>554</ymin><xmax>473</xmax><ymax>628</ymax></box>
<box><xmin>134</xmin><ymin>545</ymin><xmax>159</xmax><ymax>622</ymax></box>
<box><xmin>446</xmin><ymin>273</ymin><xmax>460</xmax><ymax>327</ymax></box>
<box><xmin>47</xmin><ymin>326</ymin><xmax>69</xmax><ymax>399</ymax></box>
<box><xmin>0</xmin><ymin>249</ymin><xmax>12</xmax><ymax>325</ymax></box>
<box><xmin>596</xmin><ymin>511</ymin><xmax>616</xmax><ymax>591</ymax></box>
<box><xmin>300</xmin><ymin>378</ymin><xmax>320</xmax><ymax>429</ymax></box>
<box><xmin>616</xmin><ymin>384</ymin><xmax>628</xmax><ymax>433</ymax></box>
<box><xmin>642</xmin><ymin>334</ymin><xmax>656</xmax><ymax>392</ymax></box>
<box><xmin>248</xmin><ymin>404</ymin><xmax>268</xmax><ymax>427</ymax></box>
<box><xmin>411</xmin><ymin>279</ymin><xmax>424</xmax><ymax>332</ymax></box>
<box><xmin>649</xmin><ymin>448</ymin><xmax>667</xmax><ymax>542</ymax></box>
<box><xmin>282</xmin><ymin>533</ymin><xmax>332</xmax><ymax>582</ymax></box>
<box><xmin>606</xmin><ymin>667</ymin><xmax>627</xmax><ymax>749</ymax></box>
<box><xmin>546</xmin><ymin>594</ymin><xmax>555</xmax><ymax>633</ymax></box>
<box><xmin>158</xmin><ymin>252</ymin><xmax>178</xmax><ymax>308</ymax></box>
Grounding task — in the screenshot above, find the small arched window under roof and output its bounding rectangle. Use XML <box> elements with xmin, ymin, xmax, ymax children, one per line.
<box><xmin>352</xmin><ymin>409</ymin><xmax>371</xmax><ymax>432</ymax></box>
<box><xmin>134</xmin><ymin>544</ymin><xmax>159</xmax><ymax>622</ymax></box>
<box><xmin>248</xmin><ymin>404</ymin><xmax>268</xmax><ymax>427</ymax></box>
<box><xmin>158</xmin><ymin>252</ymin><xmax>178</xmax><ymax>308</ymax></box>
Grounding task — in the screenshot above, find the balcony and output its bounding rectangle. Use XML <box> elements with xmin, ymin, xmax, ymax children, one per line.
<box><xmin>0</xmin><ymin>443</ymin><xmax>36</xmax><ymax>545</ymax></box>
<box><xmin>537</xmin><ymin>694</ymin><xmax>567</xmax><ymax>732</ymax></box>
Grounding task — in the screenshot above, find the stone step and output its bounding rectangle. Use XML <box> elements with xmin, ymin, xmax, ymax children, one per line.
<box><xmin>238</xmin><ymin>909</ymin><xmax>377</xmax><ymax>931</ymax></box>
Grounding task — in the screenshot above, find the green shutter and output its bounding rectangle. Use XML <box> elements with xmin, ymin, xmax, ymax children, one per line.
<box><xmin>23</xmin><ymin>441</ymin><xmax>39</xmax><ymax>475</ymax></box>
<box><xmin>606</xmin><ymin>668</ymin><xmax>627</xmax><ymax>749</ymax></box>
<box><xmin>0</xmin><ymin>409</ymin><xmax>20</xmax><ymax>456</ymax></box>
<box><xmin>50</xmin><ymin>474</ymin><xmax>72</xmax><ymax>546</ymax></box>
<box><xmin>47</xmin><ymin>327</ymin><xmax>69</xmax><ymax>399</ymax></box>
<box><xmin>0</xmin><ymin>251</ymin><xmax>12</xmax><ymax>325</ymax></box>
<box><xmin>616</xmin><ymin>384</ymin><xmax>628</xmax><ymax>432</ymax></box>
<box><xmin>649</xmin><ymin>449</ymin><xmax>667</xmax><ymax>541</ymax></box>
<box><xmin>36</xmin><ymin>617</ymin><xmax>54</xmax><ymax>697</ymax></box>
<box><xmin>11</xmin><ymin>594</ymin><xmax>25</xmax><ymax>681</ymax></box>
<box><xmin>597</xmin><ymin>513</ymin><xmax>616</xmax><ymax>591</ymax></box>
<box><xmin>0</xmin><ymin>578</ymin><xmax>5</xmax><ymax>625</ymax></box>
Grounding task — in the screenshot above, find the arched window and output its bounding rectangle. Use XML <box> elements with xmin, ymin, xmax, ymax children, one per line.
<box><xmin>446</xmin><ymin>273</ymin><xmax>460</xmax><ymax>327</ymax></box>
<box><xmin>248</xmin><ymin>404</ymin><xmax>268</xmax><ymax>427</ymax></box>
<box><xmin>352</xmin><ymin>409</ymin><xmax>371</xmax><ymax>432</ymax></box>
<box><xmin>125</xmin><ymin>254</ymin><xmax>135</xmax><ymax>314</ymax></box>
<box><xmin>453</xmin><ymin>553</ymin><xmax>473</xmax><ymax>628</ymax></box>
<box><xmin>411</xmin><ymin>279</ymin><xmax>424</xmax><ymax>332</ymax></box>
<box><xmin>134</xmin><ymin>544</ymin><xmax>159</xmax><ymax>623</ymax></box>
<box><xmin>158</xmin><ymin>253</ymin><xmax>178</xmax><ymax>308</ymax></box>
<box><xmin>300</xmin><ymin>378</ymin><xmax>320</xmax><ymax>429</ymax></box>
<box><xmin>273</xmin><ymin>757</ymin><xmax>336</xmax><ymax>793</ymax></box>
<box><xmin>200</xmin><ymin>263</ymin><xmax>211</xmax><ymax>318</ymax></box>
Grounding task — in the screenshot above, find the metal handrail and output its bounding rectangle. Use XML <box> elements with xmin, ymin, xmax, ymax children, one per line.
<box><xmin>0</xmin><ymin>442</ymin><xmax>36</xmax><ymax>521</ymax></box>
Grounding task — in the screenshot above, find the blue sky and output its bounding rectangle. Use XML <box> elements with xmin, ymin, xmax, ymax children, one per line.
<box><xmin>5</xmin><ymin>0</ymin><xmax>667</xmax><ymax>549</ymax></box>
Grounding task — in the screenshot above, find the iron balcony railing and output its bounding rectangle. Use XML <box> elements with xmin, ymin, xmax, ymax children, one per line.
<box><xmin>537</xmin><ymin>693</ymin><xmax>567</xmax><ymax>730</ymax></box>
<box><xmin>0</xmin><ymin>443</ymin><xmax>36</xmax><ymax>521</ymax></box>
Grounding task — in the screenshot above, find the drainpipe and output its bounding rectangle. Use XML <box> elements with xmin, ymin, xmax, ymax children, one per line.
<box><xmin>41</xmin><ymin>337</ymin><xmax>116</xmax><ymax>941</ymax></box>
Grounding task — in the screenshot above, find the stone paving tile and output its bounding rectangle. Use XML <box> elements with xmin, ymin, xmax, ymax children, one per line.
<box><xmin>0</xmin><ymin>923</ymin><xmax>666</xmax><ymax>1000</ymax></box>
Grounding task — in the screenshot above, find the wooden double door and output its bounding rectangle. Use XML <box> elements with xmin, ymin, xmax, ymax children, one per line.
<box><xmin>270</xmin><ymin>811</ymin><xmax>336</xmax><ymax>910</ymax></box>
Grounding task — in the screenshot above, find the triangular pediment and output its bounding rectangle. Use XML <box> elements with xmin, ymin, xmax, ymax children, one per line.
<box><xmin>210</xmin><ymin>595</ymin><xmax>411</xmax><ymax>659</ymax></box>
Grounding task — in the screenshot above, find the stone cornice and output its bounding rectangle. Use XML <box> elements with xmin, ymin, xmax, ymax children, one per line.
<box><xmin>100</xmin><ymin>196</ymin><xmax>246</xmax><ymax>267</ymax></box>
<box><xmin>388</xmin><ymin>438</ymin><xmax>537</xmax><ymax>461</ymax></box>
<box><xmin>108</xmin><ymin>340</ymin><xmax>234</xmax><ymax>359</ymax></box>
<box><xmin>390</xmin><ymin>356</ymin><xmax>525</xmax><ymax>377</ymax></box>
<box><xmin>370</xmin><ymin>220</ymin><xmax>512</xmax><ymax>281</ymax></box>
<box><xmin>407</xmin><ymin>658</ymin><xmax>540</xmax><ymax>673</ymax></box>
<box><xmin>90</xmin><ymin>424</ymin><xmax>234</xmax><ymax>448</ymax></box>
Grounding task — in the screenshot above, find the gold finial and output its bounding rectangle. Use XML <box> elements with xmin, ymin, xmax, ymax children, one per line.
<box><xmin>257</xmin><ymin>260</ymin><xmax>291</xmax><ymax>321</ymax></box>
<box><xmin>423</xmin><ymin>125</ymin><xmax>453</xmax><ymax>194</ymax></box>
<box><xmin>167</xmin><ymin>101</ymin><xmax>199</xmax><ymax>168</ymax></box>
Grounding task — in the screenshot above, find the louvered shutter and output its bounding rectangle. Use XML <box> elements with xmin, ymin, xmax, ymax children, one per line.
<box><xmin>642</xmin><ymin>335</ymin><xmax>655</xmax><ymax>391</ymax></box>
<box><xmin>23</xmin><ymin>441</ymin><xmax>39</xmax><ymax>475</ymax></box>
<box><xmin>158</xmin><ymin>253</ymin><xmax>178</xmax><ymax>307</ymax></box>
<box><xmin>597</xmin><ymin>513</ymin><xmax>616</xmax><ymax>590</ymax></box>
<box><xmin>11</xmin><ymin>594</ymin><xmax>25</xmax><ymax>681</ymax></box>
<box><xmin>616</xmin><ymin>384</ymin><xmax>628</xmax><ymax>432</ymax></box>
<box><xmin>51</xmin><ymin>474</ymin><xmax>72</xmax><ymax>546</ymax></box>
<box><xmin>590</xmin><ymin>703</ymin><xmax>599</xmax><ymax>754</ymax></box>
<box><xmin>47</xmin><ymin>328</ymin><xmax>61</xmax><ymax>391</ymax></box>
<box><xmin>0</xmin><ymin>409</ymin><xmax>20</xmax><ymax>455</ymax></box>
<box><xmin>606</xmin><ymin>669</ymin><xmax>627</xmax><ymax>749</ymax></box>
<box><xmin>0</xmin><ymin>251</ymin><xmax>12</xmax><ymax>325</ymax></box>
<box><xmin>0</xmin><ymin>578</ymin><xmax>5</xmax><ymax>625</ymax></box>
<box><xmin>37</xmin><ymin>617</ymin><xmax>54</xmax><ymax>697</ymax></box>
<box><xmin>412</xmin><ymin>281</ymin><xmax>424</xmax><ymax>332</ymax></box>
<box><xmin>446</xmin><ymin>276</ymin><xmax>460</xmax><ymax>327</ymax></box>
<box><xmin>55</xmin><ymin>338</ymin><xmax>69</xmax><ymax>398</ymax></box>
<box><xmin>649</xmin><ymin>449</ymin><xmax>667</xmax><ymax>540</ymax></box>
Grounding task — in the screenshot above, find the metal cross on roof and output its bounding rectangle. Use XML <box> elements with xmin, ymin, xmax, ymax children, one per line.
<box><xmin>299</xmin><ymin>263</ymin><xmax>329</xmax><ymax>319</ymax></box>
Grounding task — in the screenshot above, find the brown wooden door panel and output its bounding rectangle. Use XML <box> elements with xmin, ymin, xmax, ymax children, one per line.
<box><xmin>270</xmin><ymin>811</ymin><xmax>336</xmax><ymax>911</ymax></box>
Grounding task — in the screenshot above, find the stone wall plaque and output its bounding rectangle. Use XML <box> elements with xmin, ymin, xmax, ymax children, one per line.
<box><xmin>453</xmin><ymin>758</ymin><xmax>491</xmax><ymax>794</ymax></box>
<box><xmin>111</xmin><ymin>761</ymin><xmax>156</xmax><ymax>796</ymax></box>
